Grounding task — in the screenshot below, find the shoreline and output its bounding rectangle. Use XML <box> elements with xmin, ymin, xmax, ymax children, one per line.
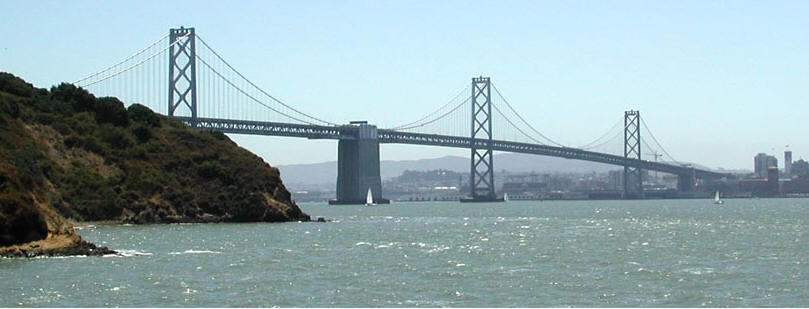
<box><xmin>0</xmin><ymin>234</ymin><xmax>116</xmax><ymax>258</ymax></box>
<box><xmin>72</xmin><ymin>216</ymin><xmax>329</xmax><ymax>227</ymax></box>
<box><xmin>72</xmin><ymin>220</ymin><xmax>121</xmax><ymax>227</ymax></box>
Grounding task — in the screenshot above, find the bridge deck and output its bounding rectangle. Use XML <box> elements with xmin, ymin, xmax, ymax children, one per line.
<box><xmin>176</xmin><ymin>117</ymin><xmax>725</xmax><ymax>179</ymax></box>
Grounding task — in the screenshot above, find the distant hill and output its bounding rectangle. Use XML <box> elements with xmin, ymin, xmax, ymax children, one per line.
<box><xmin>279</xmin><ymin>153</ymin><xmax>621</xmax><ymax>189</ymax></box>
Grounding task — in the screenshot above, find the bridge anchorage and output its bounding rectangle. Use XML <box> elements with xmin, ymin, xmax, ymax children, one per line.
<box><xmin>75</xmin><ymin>26</ymin><xmax>729</xmax><ymax>204</ymax></box>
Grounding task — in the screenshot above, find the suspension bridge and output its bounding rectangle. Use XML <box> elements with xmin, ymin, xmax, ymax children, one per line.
<box><xmin>75</xmin><ymin>27</ymin><xmax>727</xmax><ymax>204</ymax></box>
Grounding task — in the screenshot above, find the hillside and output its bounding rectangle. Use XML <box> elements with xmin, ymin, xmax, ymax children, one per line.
<box><xmin>0</xmin><ymin>72</ymin><xmax>310</xmax><ymax>256</ymax></box>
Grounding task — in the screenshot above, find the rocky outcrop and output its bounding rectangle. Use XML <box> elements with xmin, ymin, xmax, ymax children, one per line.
<box><xmin>0</xmin><ymin>234</ymin><xmax>115</xmax><ymax>258</ymax></box>
<box><xmin>0</xmin><ymin>178</ymin><xmax>115</xmax><ymax>257</ymax></box>
<box><xmin>1</xmin><ymin>71</ymin><xmax>312</xmax><ymax>257</ymax></box>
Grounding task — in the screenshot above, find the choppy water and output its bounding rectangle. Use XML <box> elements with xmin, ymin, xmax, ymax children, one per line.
<box><xmin>2</xmin><ymin>199</ymin><xmax>808</xmax><ymax>307</ymax></box>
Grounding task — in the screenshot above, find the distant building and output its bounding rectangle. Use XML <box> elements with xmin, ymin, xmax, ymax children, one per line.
<box><xmin>754</xmin><ymin>153</ymin><xmax>778</xmax><ymax>178</ymax></box>
<box><xmin>793</xmin><ymin>159</ymin><xmax>809</xmax><ymax>177</ymax></box>
<box><xmin>785</xmin><ymin>151</ymin><xmax>793</xmax><ymax>176</ymax></box>
<box><xmin>738</xmin><ymin>166</ymin><xmax>781</xmax><ymax>197</ymax></box>
<box><xmin>608</xmin><ymin>170</ymin><xmax>623</xmax><ymax>190</ymax></box>
<box><xmin>738</xmin><ymin>179</ymin><xmax>768</xmax><ymax>196</ymax></box>
<box><xmin>782</xmin><ymin>175</ymin><xmax>809</xmax><ymax>194</ymax></box>
<box><xmin>767</xmin><ymin>167</ymin><xmax>779</xmax><ymax>195</ymax></box>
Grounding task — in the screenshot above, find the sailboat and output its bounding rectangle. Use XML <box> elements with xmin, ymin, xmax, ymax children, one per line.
<box><xmin>713</xmin><ymin>191</ymin><xmax>724</xmax><ymax>205</ymax></box>
<box><xmin>504</xmin><ymin>193</ymin><xmax>509</xmax><ymax>202</ymax></box>
<box><xmin>365</xmin><ymin>187</ymin><xmax>376</xmax><ymax>206</ymax></box>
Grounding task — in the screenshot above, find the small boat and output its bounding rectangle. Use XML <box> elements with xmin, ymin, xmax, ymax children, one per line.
<box><xmin>713</xmin><ymin>191</ymin><xmax>724</xmax><ymax>205</ymax></box>
<box><xmin>504</xmin><ymin>193</ymin><xmax>509</xmax><ymax>202</ymax></box>
<box><xmin>365</xmin><ymin>187</ymin><xmax>376</xmax><ymax>206</ymax></box>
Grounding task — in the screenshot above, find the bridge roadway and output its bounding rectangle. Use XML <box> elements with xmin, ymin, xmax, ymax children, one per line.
<box><xmin>176</xmin><ymin>116</ymin><xmax>726</xmax><ymax>179</ymax></box>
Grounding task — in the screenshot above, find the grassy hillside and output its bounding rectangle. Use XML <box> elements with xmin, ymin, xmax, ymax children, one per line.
<box><xmin>0</xmin><ymin>72</ymin><xmax>310</xmax><ymax>250</ymax></box>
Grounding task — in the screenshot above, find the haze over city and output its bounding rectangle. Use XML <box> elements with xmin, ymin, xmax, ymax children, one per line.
<box><xmin>3</xmin><ymin>1</ymin><xmax>808</xmax><ymax>169</ymax></box>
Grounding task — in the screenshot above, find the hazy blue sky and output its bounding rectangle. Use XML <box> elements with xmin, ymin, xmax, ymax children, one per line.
<box><xmin>2</xmin><ymin>1</ymin><xmax>808</xmax><ymax>170</ymax></box>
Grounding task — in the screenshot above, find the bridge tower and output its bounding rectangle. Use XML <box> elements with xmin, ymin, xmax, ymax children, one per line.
<box><xmin>463</xmin><ymin>77</ymin><xmax>501</xmax><ymax>202</ymax></box>
<box><xmin>623</xmin><ymin>110</ymin><xmax>644</xmax><ymax>198</ymax></box>
<box><xmin>168</xmin><ymin>27</ymin><xmax>197</xmax><ymax>121</ymax></box>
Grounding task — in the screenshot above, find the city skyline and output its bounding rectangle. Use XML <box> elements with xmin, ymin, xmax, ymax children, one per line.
<box><xmin>2</xmin><ymin>1</ymin><xmax>808</xmax><ymax>169</ymax></box>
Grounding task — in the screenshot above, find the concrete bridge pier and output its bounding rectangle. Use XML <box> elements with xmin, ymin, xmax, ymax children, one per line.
<box><xmin>329</xmin><ymin>122</ymin><xmax>389</xmax><ymax>205</ymax></box>
<box><xmin>677</xmin><ymin>169</ymin><xmax>697</xmax><ymax>192</ymax></box>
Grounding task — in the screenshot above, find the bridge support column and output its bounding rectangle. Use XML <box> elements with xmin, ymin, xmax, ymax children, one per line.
<box><xmin>330</xmin><ymin>123</ymin><xmax>388</xmax><ymax>205</ymax></box>
<box><xmin>623</xmin><ymin>110</ymin><xmax>644</xmax><ymax>199</ymax></box>
<box><xmin>462</xmin><ymin>76</ymin><xmax>502</xmax><ymax>203</ymax></box>
<box><xmin>168</xmin><ymin>27</ymin><xmax>197</xmax><ymax>123</ymax></box>
<box><xmin>677</xmin><ymin>168</ymin><xmax>696</xmax><ymax>192</ymax></box>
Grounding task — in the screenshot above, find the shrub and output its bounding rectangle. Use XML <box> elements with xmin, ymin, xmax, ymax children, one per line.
<box><xmin>209</xmin><ymin>130</ymin><xmax>227</xmax><ymax>140</ymax></box>
<box><xmin>12</xmin><ymin>145</ymin><xmax>46</xmax><ymax>187</ymax></box>
<box><xmin>34</xmin><ymin>113</ymin><xmax>54</xmax><ymax>125</ymax></box>
<box><xmin>0</xmin><ymin>72</ymin><xmax>34</xmax><ymax>98</ymax></box>
<box><xmin>95</xmin><ymin>97</ymin><xmax>129</xmax><ymax>127</ymax></box>
<box><xmin>97</xmin><ymin>125</ymin><xmax>133</xmax><ymax>149</ymax></box>
<box><xmin>64</xmin><ymin>135</ymin><xmax>81</xmax><ymax>148</ymax></box>
<box><xmin>127</xmin><ymin>104</ymin><xmax>159</xmax><ymax>127</ymax></box>
<box><xmin>81</xmin><ymin>135</ymin><xmax>105</xmax><ymax>154</ymax></box>
<box><xmin>52</xmin><ymin>121</ymin><xmax>73</xmax><ymax>135</ymax></box>
<box><xmin>131</xmin><ymin>123</ymin><xmax>152</xmax><ymax>143</ymax></box>
<box><xmin>67</xmin><ymin>112</ymin><xmax>96</xmax><ymax>135</ymax></box>
<box><xmin>0</xmin><ymin>96</ymin><xmax>20</xmax><ymax>118</ymax></box>
<box><xmin>198</xmin><ymin>161</ymin><xmax>223</xmax><ymax>179</ymax></box>
<box><xmin>50</xmin><ymin>83</ymin><xmax>96</xmax><ymax>112</ymax></box>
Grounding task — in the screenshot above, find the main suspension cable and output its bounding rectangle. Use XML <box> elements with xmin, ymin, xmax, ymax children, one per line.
<box><xmin>393</xmin><ymin>96</ymin><xmax>471</xmax><ymax>131</ymax></box>
<box><xmin>195</xmin><ymin>34</ymin><xmax>336</xmax><ymax>126</ymax></box>
<box><xmin>74</xmin><ymin>33</ymin><xmax>171</xmax><ymax>85</ymax></box>
<box><xmin>581</xmin><ymin>129</ymin><xmax>623</xmax><ymax>151</ymax></box>
<box><xmin>78</xmin><ymin>35</ymin><xmax>186</xmax><ymax>88</ymax></box>
<box><xmin>491</xmin><ymin>84</ymin><xmax>565</xmax><ymax>147</ymax></box>
<box><xmin>491</xmin><ymin>102</ymin><xmax>547</xmax><ymax>145</ymax></box>
<box><xmin>578</xmin><ymin>118</ymin><xmax>622</xmax><ymax>149</ymax></box>
<box><xmin>194</xmin><ymin>54</ymin><xmax>320</xmax><ymax>125</ymax></box>
<box><xmin>389</xmin><ymin>85</ymin><xmax>469</xmax><ymax>130</ymax></box>
<box><xmin>640</xmin><ymin>117</ymin><xmax>682</xmax><ymax>164</ymax></box>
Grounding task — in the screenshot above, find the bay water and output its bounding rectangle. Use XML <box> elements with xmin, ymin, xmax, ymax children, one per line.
<box><xmin>1</xmin><ymin>199</ymin><xmax>807</xmax><ymax>307</ymax></box>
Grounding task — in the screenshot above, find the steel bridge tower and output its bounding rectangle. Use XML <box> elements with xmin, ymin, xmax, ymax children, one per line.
<box><xmin>168</xmin><ymin>27</ymin><xmax>197</xmax><ymax>121</ymax></box>
<box><xmin>463</xmin><ymin>77</ymin><xmax>501</xmax><ymax>202</ymax></box>
<box><xmin>623</xmin><ymin>110</ymin><xmax>644</xmax><ymax>198</ymax></box>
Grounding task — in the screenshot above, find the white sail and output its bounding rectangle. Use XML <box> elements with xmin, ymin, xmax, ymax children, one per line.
<box><xmin>714</xmin><ymin>191</ymin><xmax>723</xmax><ymax>204</ymax></box>
<box><xmin>366</xmin><ymin>188</ymin><xmax>374</xmax><ymax>205</ymax></box>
